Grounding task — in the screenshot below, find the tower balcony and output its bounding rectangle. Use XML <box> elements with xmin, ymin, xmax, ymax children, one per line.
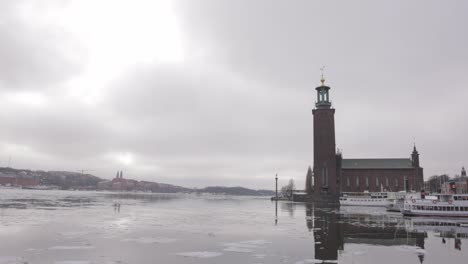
<box><xmin>315</xmin><ymin>101</ymin><xmax>332</xmax><ymax>108</ymax></box>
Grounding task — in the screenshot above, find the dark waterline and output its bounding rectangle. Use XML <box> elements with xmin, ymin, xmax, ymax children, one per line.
<box><xmin>0</xmin><ymin>189</ymin><xmax>467</xmax><ymax>264</ymax></box>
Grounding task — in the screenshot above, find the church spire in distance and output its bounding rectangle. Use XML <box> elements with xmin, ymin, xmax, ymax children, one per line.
<box><xmin>412</xmin><ymin>143</ymin><xmax>420</xmax><ymax>168</ymax></box>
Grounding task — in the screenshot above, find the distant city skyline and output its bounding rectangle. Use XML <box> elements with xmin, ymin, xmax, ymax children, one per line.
<box><xmin>1</xmin><ymin>0</ymin><xmax>467</xmax><ymax>189</ymax></box>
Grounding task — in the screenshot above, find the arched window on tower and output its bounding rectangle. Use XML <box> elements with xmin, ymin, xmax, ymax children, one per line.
<box><xmin>321</xmin><ymin>167</ymin><xmax>325</xmax><ymax>187</ymax></box>
<box><xmin>395</xmin><ymin>178</ymin><xmax>399</xmax><ymax>189</ymax></box>
<box><xmin>347</xmin><ymin>177</ymin><xmax>350</xmax><ymax>188</ymax></box>
<box><xmin>376</xmin><ymin>177</ymin><xmax>379</xmax><ymax>187</ymax></box>
<box><xmin>325</xmin><ymin>167</ymin><xmax>328</xmax><ymax>187</ymax></box>
<box><xmin>356</xmin><ymin>177</ymin><xmax>360</xmax><ymax>188</ymax></box>
<box><xmin>366</xmin><ymin>177</ymin><xmax>369</xmax><ymax>188</ymax></box>
<box><xmin>386</xmin><ymin>177</ymin><xmax>389</xmax><ymax>188</ymax></box>
<box><xmin>322</xmin><ymin>166</ymin><xmax>328</xmax><ymax>187</ymax></box>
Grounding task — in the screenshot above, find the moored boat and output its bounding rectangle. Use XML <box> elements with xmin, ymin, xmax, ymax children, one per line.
<box><xmin>386</xmin><ymin>191</ymin><xmax>409</xmax><ymax>212</ymax></box>
<box><xmin>339</xmin><ymin>191</ymin><xmax>389</xmax><ymax>207</ymax></box>
<box><xmin>402</xmin><ymin>193</ymin><xmax>468</xmax><ymax>217</ymax></box>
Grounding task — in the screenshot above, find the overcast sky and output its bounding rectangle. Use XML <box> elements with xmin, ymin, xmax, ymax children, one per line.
<box><xmin>1</xmin><ymin>0</ymin><xmax>467</xmax><ymax>189</ymax></box>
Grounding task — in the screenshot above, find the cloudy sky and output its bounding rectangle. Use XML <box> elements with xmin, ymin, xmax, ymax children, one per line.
<box><xmin>1</xmin><ymin>0</ymin><xmax>467</xmax><ymax>189</ymax></box>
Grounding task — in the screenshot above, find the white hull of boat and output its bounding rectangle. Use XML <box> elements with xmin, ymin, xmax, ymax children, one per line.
<box><xmin>402</xmin><ymin>194</ymin><xmax>468</xmax><ymax>217</ymax></box>
<box><xmin>340</xmin><ymin>192</ymin><xmax>390</xmax><ymax>207</ymax></box>
<box><xmin>340</xmin><ymin>197</ymin><xmax>388</xmax><ymax>207</ymax></box>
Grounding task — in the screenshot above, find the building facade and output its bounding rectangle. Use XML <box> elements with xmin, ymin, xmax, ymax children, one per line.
<box><xmin>308</xmin><ymin>78</ymin><xmax>424</xmax><ymax>195</ymax></box>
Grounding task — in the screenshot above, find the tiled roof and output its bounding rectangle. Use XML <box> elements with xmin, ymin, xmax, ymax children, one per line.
<box><xmin>342</xmin><ymin>158</ymin><xmax>413</xmax><ymax>169</ymax></box>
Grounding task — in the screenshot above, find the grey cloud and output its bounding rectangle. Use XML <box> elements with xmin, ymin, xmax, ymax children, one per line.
<box><xmin>0</xmin><ymin>1</ymin><xmax>85</xmax><ymax>90</ymax></box>
<box><xmin>1</xmin><ymin>0</ymin><xmax>467</xmax><ymax>189</ymax></box>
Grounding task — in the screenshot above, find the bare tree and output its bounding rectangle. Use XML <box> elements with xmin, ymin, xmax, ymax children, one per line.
<box><xmin>281</xmin><ymin>179</ymin><xmax>295</xmax><ymax>198</ymax></box>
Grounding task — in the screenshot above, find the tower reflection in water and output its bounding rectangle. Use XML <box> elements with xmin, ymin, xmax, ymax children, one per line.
<box><xmin>303</xmin><ymin>203</ymin><xmax>427</xmax><ymax>263</ymax></box>
<box><xmin>274</xmin><ymin>201</ymin><xmax>468</xmax><ymax>263</ymax></box>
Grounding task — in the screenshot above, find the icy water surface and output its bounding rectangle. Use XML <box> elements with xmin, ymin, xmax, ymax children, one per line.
<box><xmin>0</xmin><ymin>190</ymin><xmax>467</xmax><ymax>263</ymax></box>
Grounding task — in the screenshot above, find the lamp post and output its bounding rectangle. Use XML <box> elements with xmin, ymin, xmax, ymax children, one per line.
<box><xmin>275</xmin><ymin>174</ymin><xmax>278</xmax><ymax>198</ymax></box>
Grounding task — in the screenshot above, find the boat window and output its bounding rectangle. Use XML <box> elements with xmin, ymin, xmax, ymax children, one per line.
<box><xmin>456</xmin><ymin>207</ymin><xmax>459</xmax><ymax>211</ymax></box>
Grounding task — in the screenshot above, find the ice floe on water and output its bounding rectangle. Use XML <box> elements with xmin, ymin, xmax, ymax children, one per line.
<box><xmin>176</xmin><ymin>251</ymin><xmax>223</xmax><ymax>258</ymax></box>
<box><xmin>223</xmin><ymin>246</ymin><xmax>253</xmax><ymax>253</ymax></box>
<box><xmin>223</xmin><ymin>240</ymin><xmax>271</xmax><ymax>248</ymax></box>
<box><xmin>120</xmin><ymin>237</ymin><xmax>177</xmax><ymax>244</ymax></box>
<box><xmin>395</xmin><ymin>245</ymin><xmax>426</xmax><ymax>254</ymax></box>
<box><xmin>59</xmin><ymin>231</ymin><xmax>90</xmax><ymax>238</ymax></box>
<box><xmin>54</xmin><ymin>261</ymin><xmax>92</xmax><ymax>264</ymax></box>
<box><xmin>0</xmin><ymin>257</ymin><xmax>28</xmax><ymax>264</ymax></box>
<box><xmin>24</xmin><ymin>248</ymin><xmax>40</xmax><ymax>252</ymax></box>
<box><xmin>222</xmin><ymin>240</ymin><xmax>271</xmax><ymax>253</ymax></box>
<box><xmin>253</xmin><ymin>254</ymin><xmax>267</xmax><ymax>259</ymax></box>
<box><xmin>48</xmin><ymin>245</ymin><xmax>95</xmax><ymax>250</ymax></box>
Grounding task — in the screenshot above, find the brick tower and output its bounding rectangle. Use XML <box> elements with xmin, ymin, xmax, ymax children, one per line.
<box><xmin>312</xmin><ymin>76</ymin><xmax>338</xmax><ymax>195</ymax></box>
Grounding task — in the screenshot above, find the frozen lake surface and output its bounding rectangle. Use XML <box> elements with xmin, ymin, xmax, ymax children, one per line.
<box><xmin>0</xmin><ymin>189</ymin><xmax>467</xmax><ymax>264</ymax></box>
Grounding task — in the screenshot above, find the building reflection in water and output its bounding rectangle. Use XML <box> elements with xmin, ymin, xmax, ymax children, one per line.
<box><xmin>307</xmin><ymin>204</ymin><xmax>344</xmax><ymax>262</ymax></box>
<box><xmin>304</xmin><ymin>203</ymin><xmax>427</xmax><ymax>263</ymax></box>
<box><xmin>275</xmin><ymin>202</ymin><xmax>468</xmax><ymax>263</ymax></box>
<box><xmin>405</xmin><ymin>218</ymin><xmax>468</xmax><ymax>253</ymax></box>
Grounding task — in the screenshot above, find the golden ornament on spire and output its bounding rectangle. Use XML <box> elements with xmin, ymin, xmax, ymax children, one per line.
<box><xmin>320</xmin><ymin>66</ymin><xmax>325</xmax><ymax>86</ymax></box>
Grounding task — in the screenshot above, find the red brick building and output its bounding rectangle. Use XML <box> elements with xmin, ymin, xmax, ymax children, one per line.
<box><xmin>307</xmin><ymin>78</ymin><xmax>424</xmax><ymax>195</ymax></box>
<box><xmin>339</xmin><ymin>151</ymin><xmax>424</xmax><ymax>192</ymax></box>
<box><xmin>0</xmin><ymin>176</ymin><xmax>39</xmax><ymax>187</ymax></box>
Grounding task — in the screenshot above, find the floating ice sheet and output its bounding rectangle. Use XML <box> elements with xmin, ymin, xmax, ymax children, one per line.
<box><xmin>120</xmin><ymin>237</ymin><xmax>176</xmax><ymax>244</ymax></box>
<box><xmin>49</xmin><ymin>246</ymin><xmax>95</xmax><ymax>250</ymax></box>
<box><xmin>0</xmin><ymin>256</ymin><xmax>28</xmax><ymax>264</ymax></box>
<box><xmin>176</xmin><ymin>251</ymin><xmax>223</xmax><ymax>258</ymax></box>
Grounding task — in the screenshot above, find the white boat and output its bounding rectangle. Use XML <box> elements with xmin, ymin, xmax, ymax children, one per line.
<box><xmin>386</xmin><ymin>191</ymin><xmax>410</xmax><ymax>212</ymax></box>
<box><xmin>402</xmin><ymin>193</ymin><xmax>468</xmax><ymax>217</ymax></box>
<box><xmin>339</xmin><ymin>191</ymin><xmax>389</xmax><ymax>207</ymax></box>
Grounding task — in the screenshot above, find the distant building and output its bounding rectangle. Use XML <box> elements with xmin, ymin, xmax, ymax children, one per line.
<box><xmin>462</xmin><ymin>166</ymin><xmax>467</xmax><ymax>177</ymax></box>
<box><xmin>441</xmin><ymin>181</ymin><xmax>468</xmax><ymax>194</ymax></box>
<box><xmin>0</xmin><ymin>170</ymin><xmax>39</xmax><ymax>187</ymax></box>
<box><xmin>308</xmin><ymin>78</ymin><xmax>424</xmax><ymax>195</ymax></box>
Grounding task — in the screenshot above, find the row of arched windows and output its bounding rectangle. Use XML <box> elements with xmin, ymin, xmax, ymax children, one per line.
<box><xmin>346</xmin><ymin>176</ymin><xmax>401</xmax><ymax>189</ymax></box>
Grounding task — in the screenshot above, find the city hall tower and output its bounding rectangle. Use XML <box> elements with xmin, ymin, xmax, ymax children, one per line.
<box><xmin>312</xmin><ymin>77</ymin><xmax>338</xmax><ymax>195</ymax></box>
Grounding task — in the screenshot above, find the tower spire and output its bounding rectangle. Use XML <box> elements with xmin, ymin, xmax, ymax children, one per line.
<box><xmin>320</xmin><ymin>66</ymin><xmax>325</xmax><ymax>86</ymax></box>
<box><xmin>315</xmin><ymin>67</ymin><xmax>331</xmax><ymax>109</ymax></box>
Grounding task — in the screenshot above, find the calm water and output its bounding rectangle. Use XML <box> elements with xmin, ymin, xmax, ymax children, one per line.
<box><xmin>0</xmin><ymin>190</ymin><xmax>467</xmax><ymax>264</ymax></box>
